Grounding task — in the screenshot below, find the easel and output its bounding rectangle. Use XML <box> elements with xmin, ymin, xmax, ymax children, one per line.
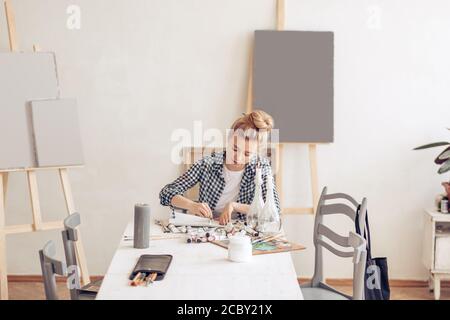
<box><xmin>246</xmin><ymin>0</ymin><xmax>320</xmax><ymax>215</ymax></box>
<box><xmin>0</xmin><ymin>0</ymin><xmax>90</xmax><ymax>300</ymax></box>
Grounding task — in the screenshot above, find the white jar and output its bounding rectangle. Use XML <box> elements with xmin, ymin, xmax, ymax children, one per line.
<box><xmin>228</xmin><ymin>235</ymin><xmax>252</xmax><ymax>262</ymax></box>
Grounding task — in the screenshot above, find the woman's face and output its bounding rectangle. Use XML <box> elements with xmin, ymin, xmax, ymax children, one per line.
<box><xmin>225</xmin><ymin>134</ymin><xmax>258</xmax><ymax>168</ymax></box>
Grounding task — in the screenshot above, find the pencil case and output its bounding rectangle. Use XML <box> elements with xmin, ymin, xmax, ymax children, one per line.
<box><xmin>129</xmin><ymin>254</ymin><xmax>173</xmax><ymax>281</ymax></box>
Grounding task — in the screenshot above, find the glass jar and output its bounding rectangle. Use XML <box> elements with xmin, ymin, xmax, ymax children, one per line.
<box><xmin>247</xmin><ymin>167</ymin><xmax>264</xmax><ymax>229</ymax></box>
<box><xmin>257</xmin><ymin>175</ymin><xmax>281</xmax><ymax>234</ymax></box>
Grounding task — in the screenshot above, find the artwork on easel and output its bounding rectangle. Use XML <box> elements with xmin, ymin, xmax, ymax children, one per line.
<box><xmin>30</xmin><ymin>99</ymin><xmax>84</xmax><ymax>167</ymax></box>
<box><xmin>0</xmin><ymin>52</ymin><xmax>84</xmax><ymax>169</ymax></box>
<box><xmin>0</xmin><ymin>52</ymin><xmax>59</xmax><ymax>169</ymax></box>
<box><xmin>253</xmin><ymin>30</ymin><xmax>334</xmax><ymax>143</ymax></box>
<box><xmin>249</xmin><ymin>26</ymin><xmax>334</xmax><ymax>214</ymax></box>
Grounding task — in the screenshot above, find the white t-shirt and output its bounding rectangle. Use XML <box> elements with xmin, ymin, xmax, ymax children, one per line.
<box><xmin>214</xmin><ymin>166</ymin><xmax>245</xmax><ymax>215</ymax></box>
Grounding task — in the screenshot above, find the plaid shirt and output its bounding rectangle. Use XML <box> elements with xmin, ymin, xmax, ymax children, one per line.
<box><xmin>159</xmin><ymin>151</ymin><xmax>280</xmax><ymax>219</ymax></box>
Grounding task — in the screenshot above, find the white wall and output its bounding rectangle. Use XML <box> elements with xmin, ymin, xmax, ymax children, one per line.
<box><xmin>1</xmin><ymin>0</ymin><xmax>449</xmax><ymax>280</ymax></box>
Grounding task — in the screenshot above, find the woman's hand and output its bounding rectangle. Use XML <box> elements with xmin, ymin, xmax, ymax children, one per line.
<box><xmin>189</xmin><ymin>202</ymin><xmax>213</xmax><ymax>218</ymax></box>
<box><xmin>219</xmin><ymin>202</ymin><xmax>235</xmax><ymax>225</ymax></box>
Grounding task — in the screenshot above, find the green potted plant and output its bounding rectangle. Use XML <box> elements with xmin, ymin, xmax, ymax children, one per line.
<box><xmin>414</xmin><ymin>130</ymin><xmax>450</xmax><ymax>210</ymax></box>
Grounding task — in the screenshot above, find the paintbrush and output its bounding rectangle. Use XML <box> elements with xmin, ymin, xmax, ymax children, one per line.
<box><xmin>253</xmin><ymin>233</ymin><xmax>284</xmax><ymax>244</ymax></box>
<box><xmin>130</xmin><ymin>272</ymin><xmax>143</xmax><ymax>286</ymax></box>
<box><xmin>145</xmin><ymin>272</ymin><xmax>153</xmax><ymax>286</ymax></box>
<box><xmin>252</xmin><ymin>234</ymin><xmax>275</xmax><ymax>244</ymax></box>
<box><xmin>145</xmin><ymin>272</ymin><xmax>157</xmax><ymax>286</ymax></box>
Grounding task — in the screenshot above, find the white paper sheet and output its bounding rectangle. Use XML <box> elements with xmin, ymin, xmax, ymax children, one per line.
<box><xmin>169</xmin><ymin>211</ymin><xmax>221</xmax><ymax>227</ymax></box>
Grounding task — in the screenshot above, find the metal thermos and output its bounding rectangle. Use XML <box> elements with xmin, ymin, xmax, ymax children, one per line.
<box><xmin>441</xmin><ymin>199</ymin><xmax>449</xmax><ymax>214</ymax></box>
<box><xmin>134</xmin><ymin>203</ymin><xmax>150</xmax><ymax>248</ymax></box>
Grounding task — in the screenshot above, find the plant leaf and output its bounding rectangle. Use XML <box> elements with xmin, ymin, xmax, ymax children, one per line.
<box><xmin>438</xmin><ymin>159</ymin><xmax>450</xmax><ymax>174</ymax></box>
<box><xmin>414</xmin><ymin>142</ymin><xmax>450</xmax><ymax>150</ymax></box>
<box><xmin>435</xmin><ymin>146</ymin><xmax>450</xmax><ymax>164</ymax></box>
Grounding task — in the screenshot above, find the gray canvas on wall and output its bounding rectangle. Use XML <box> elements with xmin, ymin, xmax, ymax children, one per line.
<box><xmin>30</xmin><ymin>99</ymin><xmax>84</xmax><ymax>167</ymax></box>
<box><xmin>0</xmin><ymin>52</ymin><xmax>60</xmax><ymax>169</ymax></box>
<box><xmin>253</xmin><ymin>30</ymin><xmax>334</xmax><ymax>143</ymax></box>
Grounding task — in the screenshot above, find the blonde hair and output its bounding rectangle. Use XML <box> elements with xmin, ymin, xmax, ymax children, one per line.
<box><xmin>230</xmin><ymin>110</ymin><xmax>274</xmax><ymax>139</ymax></box>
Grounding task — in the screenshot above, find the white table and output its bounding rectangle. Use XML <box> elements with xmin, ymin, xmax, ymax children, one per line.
<box><xmin>422</xmin><ymin>209</ymin><xmax>450</xmax><ymax>300</ymax></box>
<box><xmin>97</xmin><ymin>220</ymin><xmax>303</xmax><ymax>300</ymax></box>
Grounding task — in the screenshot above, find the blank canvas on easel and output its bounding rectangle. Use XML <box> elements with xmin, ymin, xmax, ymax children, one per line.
<box><xmin>0</xmin><ymin>52</ymin><xmax>59</xmax><ymax>169</ymax></box>
<box><xmin>30</xmin><ymin>99</ymin><xmax>84</xmax><ymax>167</ymax></box>
<box><xmin>253</xmin><ymin>30</ymin><xmax>334</xmax><ymax>143</ymax></box>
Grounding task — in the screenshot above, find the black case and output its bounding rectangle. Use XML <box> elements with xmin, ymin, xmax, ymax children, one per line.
<box><xmin>129</xmin><ymin>254</ymin><xmax>173</xmax><ymax>281</ymax></box>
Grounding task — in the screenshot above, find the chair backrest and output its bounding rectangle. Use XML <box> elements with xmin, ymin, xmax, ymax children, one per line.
<box><xmin>62</xmin><ymin>212</ymin><xmax>81</xmax><ymax>300</ymax></box>
<box><xmin>311</xmin><ymin>187</ymin><xmax>368</xmax><ymax>299</ymax></box>
<box><xmin>39</xmin><ymin>240</ymin><xmax>66</xmax><ymax>300</ymax></box>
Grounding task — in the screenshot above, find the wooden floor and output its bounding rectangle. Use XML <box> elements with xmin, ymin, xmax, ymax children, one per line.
<box><xmin>334</xmin><ymin>285</ymin><xmax>450</xmax><ymax>300</ymax></box>
<box><xmin>5</xmin><ymin>281</ymin><xmax>450</xmax><ymax>300</ymax></box>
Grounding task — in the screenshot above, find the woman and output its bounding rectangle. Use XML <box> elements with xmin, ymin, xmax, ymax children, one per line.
<box><xmin>159</xmin><ymin>110</ymin><xmax>280</xmax><ymax>225</ymax></box>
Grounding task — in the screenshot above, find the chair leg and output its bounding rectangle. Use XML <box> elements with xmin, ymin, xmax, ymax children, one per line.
<box><xmin>39</xmin><ymin>251</ymin><xmax>58</xmax><ymax>300</ymax></box>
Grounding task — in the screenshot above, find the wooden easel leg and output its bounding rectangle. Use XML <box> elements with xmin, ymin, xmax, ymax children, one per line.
<box><xmin>275</xmin><ymin>143</ymin><xmax>284</xmax><ymax>207</ymax></box>
<box><xmin>2</xmin><ymin>173</ymin><xmax>8</xmax><ymax>203</ymax></box>
<box><xmin>59</xmin><ymin>169</ymin><xmax>91</xmax><ymax>285</ymax></box>
<box><xmin>309</xmin><ymin>144</ymin><xmax>319</xmax><ymax>214</ymax></box>
<box><xmin>276</xmin><ymin>0</ymin><xmax>285</xmax><ymax>31</ymax></box>
<box><xmin>0</xmin><ymin>173</ymin><xmax>9</xmax><ymax>299</ymax></box>
<box><xmin>4</xmin><ymin>0</ymin><xmax>18</xmax><ymax>52</ymax></box>
<box><xmin>27</xmin><ymin>171</ymin><xmax>43</xmax><ymax>230</ymax></box>
<box><xmin>245</xmin><ymin>42</ymin><xmax>254</xmax><ymax>114</ymax></box>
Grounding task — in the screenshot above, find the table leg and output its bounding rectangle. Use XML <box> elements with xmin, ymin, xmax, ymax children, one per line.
<box><xmin>428</xmin><ymin>274</ymin><xmax>434</xmax><ymax>292</ymax></box>
<box><xmin>434</xmin><ymin>274</ymin><xmax>441</xmax><ymax>300</ymax></box>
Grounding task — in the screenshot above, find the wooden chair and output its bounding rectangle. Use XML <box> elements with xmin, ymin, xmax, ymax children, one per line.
<box><xmin>39</xmin><ymin>241</ymin><xmax>66</xmax><ymax>300</ymax></box>
<box><xmin>181</xmin><ymin>146</ymin><xmax>278</xmax><ymax>200</ymax></box>
<box><xmin>301</xmin><ymin>187</ymin><xmax>368</xmax><ymax>300</ymax></box>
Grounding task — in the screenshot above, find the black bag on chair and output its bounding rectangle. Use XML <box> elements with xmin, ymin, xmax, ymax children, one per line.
<box><xmin>355</xmin><ymin>206</ymin><xmax>390</xmax><ymax>300</ymax></box>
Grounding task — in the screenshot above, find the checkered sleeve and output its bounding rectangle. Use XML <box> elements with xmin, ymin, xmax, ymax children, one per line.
<box><xmin>159</xmin><ymin>159</ymin><xmax>204</xmax><ymax>207</ymax></box>
<box><xmin>261</xmin><ymin>163</ymin><xmax>281</xmax><ymax>215</ymax></box>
